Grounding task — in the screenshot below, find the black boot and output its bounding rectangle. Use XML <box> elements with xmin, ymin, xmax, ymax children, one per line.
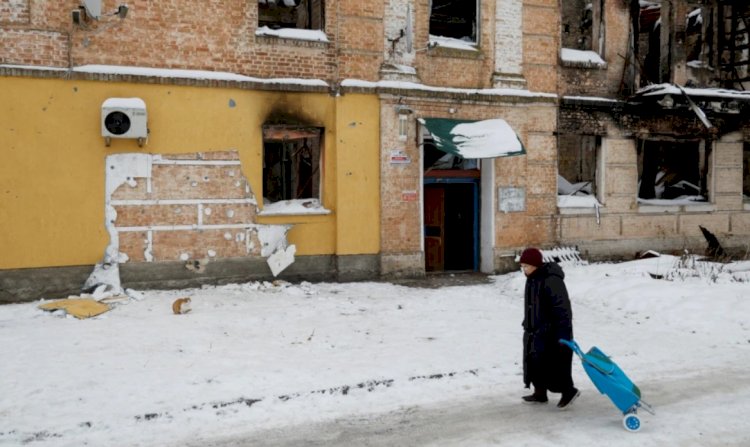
<box><xmin>557</xmin><ymin>387</ymin><xmax>580</xmax><ymax>410</ymax></box>
<box><xmin>522</xmin><ymin>389</ymin><xmax>548</xmax><ymax>404</ymax></box>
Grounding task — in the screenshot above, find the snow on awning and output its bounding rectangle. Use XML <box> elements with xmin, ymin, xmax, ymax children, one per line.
<box><xmin>418</xmin><ymin>118</ymin><xmax>525</xmax><ymax>159</ymax></box>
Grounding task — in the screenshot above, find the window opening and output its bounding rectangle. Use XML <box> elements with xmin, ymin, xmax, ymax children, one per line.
<box><xmin>637</xmin><ymin>139</ymin><xmax>708</xmax><ymax>203</ymax></box>
<box><xmin>558</xmin><ymin>134</ymin><xmax>598</xmax><ymax>198</ymax></box>
<box><xmin>258</xmin><ymin>0</ymin><xmax>324</xmax><ymax>30</ymax></box>
<box><xmin>561</xmin><ymin>0</ymin><xmax>604</xmax><ymax>54</ymax></box>
<box><xmin>429</xmin><ymin>0</ymin><xmax>477</xmax><ymax>43</ymax></box>
<box><xmin>262</xmin><ymin>125</ymin><xmax>322</xmax><ymax>204</ymax></box>
<box><xmin>717</xmin><ymin>2</ymin><xmax>750</xmax><ymax>89</ymax></box>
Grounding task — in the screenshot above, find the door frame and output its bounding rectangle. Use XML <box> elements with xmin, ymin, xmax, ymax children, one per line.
<box><xmin>423</xmin><ymin>177</ymin><xmax>480</xmax><ymax>271</ymax></box>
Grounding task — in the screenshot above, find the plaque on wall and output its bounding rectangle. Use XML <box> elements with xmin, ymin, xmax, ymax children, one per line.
<box><xmin>498</xmin><ymin>187</ymin><xmax>525</xmax><ymax>213</ymax></box>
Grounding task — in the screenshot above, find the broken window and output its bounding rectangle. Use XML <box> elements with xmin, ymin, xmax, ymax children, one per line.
<box><xmin>429</xmin><ymin>0</ymin><xmax>477</xmax><ymax>43</ymax></box>
<box><xmin>561</xmin><ymin>0</ymin><xmax>604</xmax><ymax>54</ymax></box>
<box><xmin>258</xmin><ymin>0</ymin><xmax>324</xmax><ymax>30</ymax></box>
<box><xmin>262</xmin><ymin>125</ymin><xmax>322</xmax><ymax>204</ymax></box>
<box><xmin>557</xmin><ymin>134</ymin><xmax>598</xmax><ymax>198</ymax></box>
<box><xmin>744</xmin><ymin>142</ymin><xmax>750</xmax><ymax>203</ymax></box>
<box><xmin>637</xmin><ymin>139</ymin><xmax>709</xmax><ymax>203</ymax></box>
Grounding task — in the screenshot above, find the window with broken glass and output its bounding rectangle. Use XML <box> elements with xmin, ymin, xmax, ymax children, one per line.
<box><xmin>429</xmin><ymin>0</ymin><xmax>478</xmax><ymax>44</ymax></box>
<box><xmin>557</xmin><ymin>134</ymin><xmax>599</xmax><ymax>204</ymax></box>
<box><xmin>262</xmin><ymin>125</ymin><xmax>322</xmax><ymax>204</ymax></box>
<box><xmin>258</xmin><ymin>0</ymin><xmax>324</xmax><ymax>30</ymax></box>
<box><xmin>561</xmin><ymin>0</ymin><xmax>604</xmax><ymax>54</ymax></box>
<box><xmin>637</xmin><ymin>139</ymin><xmax>709</xmax><ymax>203</ymax></box>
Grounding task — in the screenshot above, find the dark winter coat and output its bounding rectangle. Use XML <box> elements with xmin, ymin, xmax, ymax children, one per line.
<box><xmin>522</xmin><ymin>262</ymin><xmax>574</xmax><ymax>392</ymax></box>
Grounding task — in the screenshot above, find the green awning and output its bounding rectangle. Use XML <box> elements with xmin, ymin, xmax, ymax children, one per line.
<box><xmin>418</xmin><ymin>118</ymin><xmax>526</xmax><ymax>159</ymax></box>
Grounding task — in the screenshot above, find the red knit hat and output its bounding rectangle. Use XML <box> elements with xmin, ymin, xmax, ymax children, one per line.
<box><xmin>519</xmin><ymin>248</ymin><xmax>543</xmax><ymax>267</ymax></box>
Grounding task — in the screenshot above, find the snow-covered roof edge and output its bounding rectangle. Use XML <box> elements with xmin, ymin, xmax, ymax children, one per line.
<box><xmin>635</xmin><ymin>83</ymin><xmax>750</xmax><ymax>101</ymax></box>
<box><xmin>341</xmin><ymin>79</ymin><xmax>557</xmax><ymax>101</ymax></box>
<box><xmin>0</xmin><ymin>64</ymin><xmax>331</xmax><ymax>92</ymax></box>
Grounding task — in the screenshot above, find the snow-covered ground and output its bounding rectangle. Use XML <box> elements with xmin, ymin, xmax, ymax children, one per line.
<box><xmin>1</xmin><ymin>255</ymin><xmax>749</xmax><ymax>446</ymax></box>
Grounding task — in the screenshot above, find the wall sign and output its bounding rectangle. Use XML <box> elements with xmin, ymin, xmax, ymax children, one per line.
<box><xmin>498</xmin><ymin>187</ymin><xmax>525</xmax><ymax>213</ymax></box>
<box><xmin>401</xmin><ymin>190</ymin><xmax>418</xmax><ymax>201</ymax></box>
<box><xmin>389</xmin><ymin>149</ymin><xmax>411</xmax><ymax>164</ymax></box>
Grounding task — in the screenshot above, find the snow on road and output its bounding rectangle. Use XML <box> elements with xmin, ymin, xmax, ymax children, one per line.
<box><xmin>1</xmin><ymin>255</ymin><xmax>749</xmax><ymax>446</ymax></box>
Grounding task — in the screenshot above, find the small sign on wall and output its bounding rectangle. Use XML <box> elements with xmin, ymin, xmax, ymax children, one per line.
<box><xmin>389</xmin><ymin>149</ymin><xmax>411</xmax><ymax>164</ymax></box>
<box><xmin>498</xmin><ymin>187</ymin><xmax>525</xmax><ymax>213</ymax></box>
<box><xmin>401</xmin><ymin>190</ymin><xmax>418</xmax><ymax>201</ymax></box>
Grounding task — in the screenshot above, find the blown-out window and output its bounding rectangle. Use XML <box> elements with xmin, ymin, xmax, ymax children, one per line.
<box><xmin>258</xmin><ymin>0</ymin><xmax>324</xmax><ymax>30</ymax></box>
<box><xmin>262</xmin><ymin>125</ymin><xmax>322</xmax><ymax>204</ymax></box>
<box><xmin>637</xmin><ymin>139</ymin><xmax>709</xmax><ymax>203</ymax></box>
<box><xmin>558</xmin><ymin>135</ymin><xmax>599</xmax><ymax>197</ymax></box>
<box><xmin>561</xmin><ymin>0</ymin><xmax>604</xmax><ymax>54</ymax></box>
<box><xmin>429</xmin><ymin>0</ymin><xmax>477</xmax><ymax>43</ymax></box>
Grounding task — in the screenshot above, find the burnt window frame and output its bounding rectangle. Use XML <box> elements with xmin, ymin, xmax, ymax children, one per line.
<box><xmin>257</xmin><ymin>0</ymin><xmax>325</xmax><ymax>31</ymax></box>
<box><xmin>561</xmin><ymin>0</ymin><xmax>605</xmax><ymax>55</ymax></box>
<box><xmin>636</xmin><ymin>138</ymin><xmax>711</xmax><ymax>204</ymax></box>
<box><xmin>261</xmin><ymin>125</ymin><xmax>324</xmax><ymax>206</ymax></box>
<box><xmin>428</xmin><ymin>0</ymin><xmax>479</xmax><ymax>45</ymax></box>
<box><xmin>557</xmin><ymin>134</ymin><xmax>600</xmax><ymax>198</ymax></box>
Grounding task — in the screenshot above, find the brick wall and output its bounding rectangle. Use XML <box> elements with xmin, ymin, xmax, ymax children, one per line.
<box><xmin>0</xmin><ymin>0</ymin><xmax>29</xmax><ymax>24</ymax></box>
<box><xmin>522</xmin><ymin>0</ymin><xmax>558</xmax><ymax>94</ymax></box>
<box><xmin>0</xmin><ymin>1</ymin><xmax>347</xmax><ymax>81</ymax></box>
<box><xmin>0</xmin><ymin>29</ymin><xmax>68</xmax><ymax>67</ymax></box>
<box><xmin>108</xmin><ymin>151</ymin><xmax>282</xmax><ymax>265</ymax></box>
<box><xmin>1</xmin><ymin>0</ymin><xmax>559</xmax><ymax>88</ymax></box>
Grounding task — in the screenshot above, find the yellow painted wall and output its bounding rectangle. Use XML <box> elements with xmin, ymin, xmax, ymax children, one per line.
<box><xmin>0</xmin><ymin>75</ymin><xmax>380</xmax><ymax>269</ymax></box>
<box><xmin>335</xmin><ymin>94</ymin><xmax>381</xmax><ymax>255</ymax></box>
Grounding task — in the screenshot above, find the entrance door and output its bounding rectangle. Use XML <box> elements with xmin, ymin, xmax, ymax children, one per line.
<box><xmin>423</xmin><ymin>179</ymin><xmax>479</xmax><ymax>272</ymax></box>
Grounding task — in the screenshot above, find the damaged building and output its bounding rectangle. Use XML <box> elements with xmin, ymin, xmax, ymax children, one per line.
<box><xmin>558</xmin><ymin>0</ymin><xmax>750</xmax><ymax>260</ymax></box>
<box><xmin>1</xmin><ymin>0</ymin><xmax>749</xmax><ymax>302</ymax></box>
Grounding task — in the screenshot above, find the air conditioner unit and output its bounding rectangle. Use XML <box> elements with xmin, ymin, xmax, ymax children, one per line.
<box><xmin>102</xmin><ymin>97</ymin><xmax>148</xmax><ymax>147</ymax></box>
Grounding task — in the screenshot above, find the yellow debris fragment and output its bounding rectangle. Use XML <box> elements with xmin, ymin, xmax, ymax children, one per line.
<box><xmin>38</xmin><ymin>298</ymin><xmax>111</xmax><ymax>319</ymax></box>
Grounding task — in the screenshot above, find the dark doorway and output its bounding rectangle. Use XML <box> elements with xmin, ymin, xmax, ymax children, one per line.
<box><xmin>424</xmin><ymin>180</ymin><xmax>478</xmax><ymax>272</ymax></box>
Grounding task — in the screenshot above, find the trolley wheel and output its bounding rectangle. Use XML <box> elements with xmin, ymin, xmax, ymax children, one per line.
<box><xmin>623</xmin><ymin>413</ymin><xmax>641</xmax><ymax>432</ymax></box>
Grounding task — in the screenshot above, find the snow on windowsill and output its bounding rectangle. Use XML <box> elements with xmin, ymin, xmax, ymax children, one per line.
<box><xmin>258</xmin><ymin>199</ymin><xmax>331</xmax><ymax>216</ymax></box>
<box><xmin>255</xmin><ymin>27</ymin><xmax>329</xmax><ymax>43</ymax></box>
<box><xmin>637</xmin><ymin>197</ymin><xmax>714</xmax><ymax>213</ymax></box>
<box><xmin>557</xmin><ymin>195</ymin><xmax>602</xmax><ymax>213</ymax></box>
<box><xmin>560</xmin><ymin>48</ymin><xmax>607</xmax><ymax>69</ymax></box>
<box><xmin>428</xmin><ymin>35</ymin><xmax>479</xmax><ymax>52</ymax></box>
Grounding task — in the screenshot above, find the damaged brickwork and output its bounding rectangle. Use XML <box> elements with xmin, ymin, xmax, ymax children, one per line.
<box><xmin>83</xmin><ymin>150</ymin><xmax>295</xmax><ymax>294</ymax></box>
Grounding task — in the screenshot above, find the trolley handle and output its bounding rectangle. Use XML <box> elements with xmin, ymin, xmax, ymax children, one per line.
<box><xmin>559</xmin><ymin>338</ymin><xmax>585</xmax><ymax>358</ymax></box>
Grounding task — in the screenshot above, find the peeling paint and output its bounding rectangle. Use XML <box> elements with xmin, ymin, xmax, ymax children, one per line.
<box><xmin>144</xmin><ymin>231</ymin><xmax>154</xmax><ymax>262</ymax></box>
<box><xmin>257</xmin><ymin>224</ymin><xmax>291</xmax><ymax>257</ymax></box>
<box><xmin>268</xmin><ymin>244</ymin><xmax>296</xmax><ymax>277</ymax></box>
<box><xmin>85</xmin><ymin>151</ymin><xmax>297</xmax><ymax>291</ymax></box>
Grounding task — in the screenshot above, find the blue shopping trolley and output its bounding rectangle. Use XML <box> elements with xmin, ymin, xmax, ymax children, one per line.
<box><xmin>560</xmin><ymin>339</ymin><xmax>655</xmax><ymax>432</ymax></box>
